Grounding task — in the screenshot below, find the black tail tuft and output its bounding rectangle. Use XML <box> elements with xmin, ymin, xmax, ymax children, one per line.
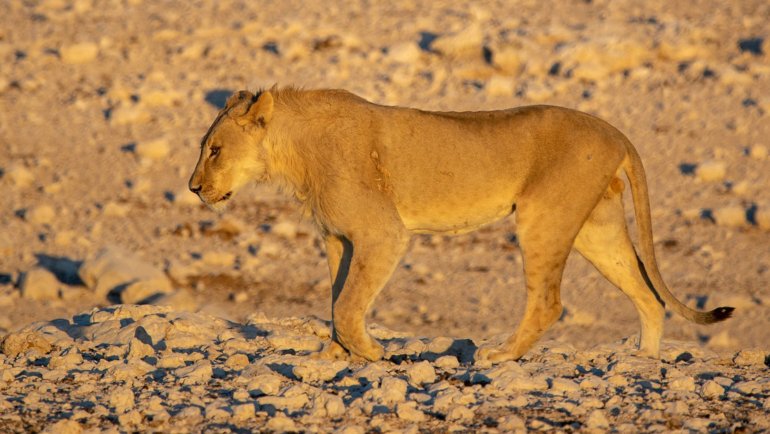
<box><xmin>709</xmin><ymin>306</ymin><xmax>735</xmax><ymax>323</ymax></box>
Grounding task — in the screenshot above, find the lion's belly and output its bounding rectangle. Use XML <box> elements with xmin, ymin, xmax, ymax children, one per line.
<box><xmin>396</xmin><ymin>192</ymin><xmax>516</xmax><ymax>235</ymax></box>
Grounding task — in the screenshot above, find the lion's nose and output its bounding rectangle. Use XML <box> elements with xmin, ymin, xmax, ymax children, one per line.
<box><xmin>189</xmin><ymin>184</ymin><xmax>202</xmax><ymax>194</ymax></box>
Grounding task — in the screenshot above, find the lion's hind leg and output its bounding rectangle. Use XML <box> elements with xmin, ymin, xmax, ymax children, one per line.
<box><xmin>478</xmin><ymin>192</ymin><xmax>600</xmax><ymax>363</ymax></box>
<box><xmin>573</xmin><ymin>179</ymin><xmax>665</xmax><ymax>358</ymax></box>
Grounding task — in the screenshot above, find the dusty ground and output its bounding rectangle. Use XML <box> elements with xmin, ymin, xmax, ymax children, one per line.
<box><xmin>1</xmin><ymin>0</ymin><xmax>769</xmax><ymax>432</ymax></box>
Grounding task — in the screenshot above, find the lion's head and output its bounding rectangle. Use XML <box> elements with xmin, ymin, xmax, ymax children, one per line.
<box><xmin>188</xmin><ymin>90</ymin><xmax>274</xmax><ymax>211</ymax></box>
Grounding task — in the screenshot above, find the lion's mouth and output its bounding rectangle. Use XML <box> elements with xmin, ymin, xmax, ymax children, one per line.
<box><xmin>219</xmin><ymin>191</ymin><xmax>232</xmax><ymax>202</ymax></box>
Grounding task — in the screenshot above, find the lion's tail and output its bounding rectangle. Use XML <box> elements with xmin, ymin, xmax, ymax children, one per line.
<box><xmin>621</xmin><ymin>142</ymin><xmax>734</xmax><ymax>324</ymax></box>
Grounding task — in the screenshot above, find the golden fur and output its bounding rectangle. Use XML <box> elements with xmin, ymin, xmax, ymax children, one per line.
<box><xmin>189</xmin><ymin>87</ymin><xmax>733</xmax><ymax>362</ymax></box>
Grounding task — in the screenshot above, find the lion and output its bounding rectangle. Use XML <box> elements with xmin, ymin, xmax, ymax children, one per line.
<box><xmin>189</xmin><ymin>87</ymin><xmax>733</xmax><ymax>363</ymax></box>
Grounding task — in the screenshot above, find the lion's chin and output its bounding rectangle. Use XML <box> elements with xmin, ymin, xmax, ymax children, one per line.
<box><xmin>202</xmin><ymin>191</ymin><xmax>233</xmax><ymax>213</ymax></box>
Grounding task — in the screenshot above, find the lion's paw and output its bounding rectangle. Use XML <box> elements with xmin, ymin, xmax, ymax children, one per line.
<box><xmin>476</xmin><ymin>345</ymin><xmax>519</xmax><ymax>365</ymax></box>
<box><xmin>311</xmin><ymin>341</ymin><xmax>349</xmax><ymax>361</ymax></box>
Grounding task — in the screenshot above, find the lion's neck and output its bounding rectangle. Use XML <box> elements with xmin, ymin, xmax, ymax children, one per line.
<box><xmin>261</xmin><ymin>103</ymin><xmax>320</xmax><ymax>206</ymax></box>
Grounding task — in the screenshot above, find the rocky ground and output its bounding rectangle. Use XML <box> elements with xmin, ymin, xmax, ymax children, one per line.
<box><xmin>1</xmin><ymin>305</ymin><xmax>769</xmax><ymax>433</ymax></box>
<box><xmin>1</xmin><ymin>0</ymin><xmax>769</xmax><ymax>432</ymax></box>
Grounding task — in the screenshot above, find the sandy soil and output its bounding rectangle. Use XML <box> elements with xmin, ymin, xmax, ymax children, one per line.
<box><xmin>1</xmin><ymin>0</ymin><xmax>769</xmax><ymax>431</ymax></box>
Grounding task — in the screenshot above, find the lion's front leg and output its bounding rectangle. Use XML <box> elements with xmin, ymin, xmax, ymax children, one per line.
<box><xmin>329</xmin><ymin>227</ymin><xmax>409</xmax><ymax>361</ymax></box>
<box><xmin>314</xmin><ymin>234</ymin><xmax>353</xmax><ymax>361</ymax></box>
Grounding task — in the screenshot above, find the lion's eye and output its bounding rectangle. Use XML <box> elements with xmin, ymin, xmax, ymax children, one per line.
<box><xmin>209</xmin><ymin>146</ymin><xmax>220</xmax><ymax>158</ymax></box>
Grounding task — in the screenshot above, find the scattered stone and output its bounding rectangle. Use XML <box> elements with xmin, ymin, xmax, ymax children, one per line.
<box><xmin>434</xmin><ymin>355</ymin><xmax>460</xmax><ymax>370</ymax></box>
<box><xmin>6</xmin><ymin>164</ymin><xmax>34</xmax><ymax>188</ymax></box>
<box><xmin>141</xmin><ymin>89</ymin><xmax>185</xmax><ymax>108</ymax></box>
<box><xmin>1</xmin><ymin>329</ymin><xmax>53</xmax><ymax>357</ymax></box>
<box><xmin>445</xmin><ymin>404</ymin><xmax>474</xmax><ymax>421</ymax></box>
<box><xmin>102</xmin><ymin>201</ymin><xmax>130</xmax><ymax>217</ymax></box>
<box><xmin>695</xmin><ymin>160</ymin><xmax>727</xmax><ymax>182</ymax></box>
<box><xmin>757</xmin><ymin>209</ymin><xmax>770</xmax><ymax>231</ymax></box>
<box><xmin>405</xmin><ymin>360</ymin><xmax>436</xmax><ymax>387</ymax></box>
<box><xmin>78</xmin><ymin>246</ymin><xmax>172</xmax><ymax>301</ymax></box>
<box><xmin>550</xmin><ymin>377</ymin><xmax>580</xmax><ymax>394</ymax></box>
<box><xmin>60</xmin><ymin>42</ymin><xmax>99</xmax><ymax>64</ymax></box>
<box><xmin>432</xmin><ymin>25</ymin><xmax>483</xmax><ymax>59</ymax></box>
<box><xmin>126</xmin><ymin>336</ymin><xmax>155</xmax><ymax>359</ymax></box>
<box><xmin>25</xmin><ymin>204</ymin><xmax>56</xmax><ymax>225</ymax></box>
<box><xmin>118</xmin><ymin>410</ymin><xmax>142</xmax><ymax>427</ymax></box>
<box><xmin>257</xmin><ymin>392</ymin><xmax>310</xmax><ymax>412</ymax></box>
<box><xmin>497</xmin><ymin>414</ymin><xmax>526</xmax><ymax>430</ymax></box>
<box><xmin>734</xmin><ymin>349</ymin><xmax>766</xmax><ymax>366</ymax></box>
<box><xmin>314</xmin><ymin>393</ymin><xmax>346</xmax><ymax>418</ymax></box>
<box><xmin>396</xmin><ymin>401</ymin><xmax>426</xmax><ymax>422</ymax></box>
<box><xmin>135</xmin><ymin>137</ymin><xmax>170</xmax><ymax>161</ymax></box>
<box><xmin>732</xmin><ymin>380</ymin><xmax>762</xmax><ymax>395</ymax></box>
<box><xmin>293</xmin><ymin>359</ymin><xmax>349</xmax><ymax>383</ymax></box>
<box><xmin>231</xmin><ymin>403</ymin><xmax>255</xmax><ymax>422</ymax></box>
<box><xmin>266</xmin><ymin>332</ymin><xmax>323</xmax><ymax>352</ymax></box>
<box><xmin>713</xmin><ymin>206</ymin><xmax>748</xmax><ymax>228</ymax></box>
<box><xmin>701</xmin><ymin>380</ymin><xmax>724</xmax><ymax>398</ymax></box>
<box><xmin>493</xmin><ymin>47</ymin><xmax>522</xmax><ymax>74</ymax></box>
<box><xmin>176</xmin><ymin>360</ymin><xmax>213</xmax><ymax>384</ymax></box>
<box><xmin>48</xmin><ymin>348</ymin><xmax>83</xmax><ymax>369</ymax></box>
<box><xmin>110</xmin><ymin>105</ymin><xmax>151</xmax><ymax>126</ymax></box>
<box><xmin>377</xmin><ymin>376</ymin><xmax>408</xmax><ymax>404</ymax></box>
<box><xmin>20</xmin><ymin>267</ymin><xmax>60</xmax><ymax>301</ymax></box>
<box><xmin>388</xmin><ymin>42</ymin><xmax>421</xmax><ymax>64</ymax></box>
<box><xmin>749</xmin><ymin>144</ymin><xmax>768</xmax><ymax>160</ymax></box>
<box><xmin>486</xmin><ymin>75</ymin><xmax>515</xmax><ymax>97</ymax></box>
<box><xmin>43</xmin><ymin>419</ymin><xmax>82</xmax><ymax>434</ymax></box>
<box><xmin>586</xmin><ymin>409</ymin><xmax>610</xmax><ymax>429</ymax></box>
<box><xmin>200</xmin><ymin>251</ymin><xmax>237</xmax><ymax>268</ymax></box>
<box><xmin>225</xmin><ymin>353</ymin><xmax>250</xmax><ymax>370</ymax></box>
<box><xmin>270</xmin><ymin>221</ymin><xmax>298</xmax><ymax>239</ymax></box>
<box><xmin>247</xmin><ymin>374</ymin><xmax>283</xmax><ymax>396</ymax></box>
<box><xmin>668</xmin><ymin>376</ymin><xmax>696</xmax><ymax>392</ymax></box>
<box><xmin>109</xmin><ymin>387</ymin><xmax>135</xmax><ymax>413</ymax></box>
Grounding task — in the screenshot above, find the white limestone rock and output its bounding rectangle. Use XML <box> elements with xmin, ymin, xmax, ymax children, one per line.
<box><xmin>265</xmin><ymin>414</ymin><xmax>298</xmax><ymax>432</ymax></box>
<box><xmin>586</xmin><ymin>409</ymin><xmax>610</xmax><ymax>429</ymax></box>
<box><xmin>225</xmin><ymin>353</ymin><xmax>250</xmax><ymax>370</ymax></box>
<box><xmin>388</xmin><ymin>42</ymin><xmax>421</xmax><ymax>64</ymax></box>
<box><xmin>43</xmin><ymin>419</ymin><xmax>82</xmax><ymax>434</ymax></box>
<box><xmin>550</xmin><ymin>377</ymin><xmax>580</xmax><ymax>394</ymax></box>
<box><xmin>695</xmin><ymin>160</ymin><xmax>727</xmax><ymax>182</ymax></box>
<box><xmin>376</xmin><ymin>376</ymin><xmax>408</xmax><ymax>405</ymax></box>
<box><xmin>257</xmin><ymin>392</ymin><xmax>309</xmax><ymax>412</ymax></box>
<box><xmin>396</xmin><ymin>401</ymin><xmax>426</xmax><ymax>422</ymax></box>
<box><xmin>231</xmin><ymin>403</ymin><xmax>255</xmax><ymax>422</ymax></box>
<box><xmin>405</xmin><ymin>360</ymin><xmax>436</xmax><ymax>387</ymax></box>
<box><xmin>434</xmin><ymin>355</ymin><xmax>460</xmax><ymax>370</ymax></box>
<box><xmin>135</xmin><ymin>137</ymin><xmax>170</xmax><ymax>161</ymax></box>
<box><xmin>175</xmin><ymin>360</ymin><xmax>213</xmax><ymax>385</ymax></box>
<box><xmin>61</xmin><ymin>42</ymin><xmax>99</xmax><ymax>64</ymax></box>
<box><xmin>20</xmin><ymin>267</ymin><xmax>60</xmax><ymax>301</ymax></box>
<box><xmin>668</xmin><ymin>376</ymin><xmax>696</xmax><ymax>392</ymax></box>
<box><xmin>25</xmin><ymin>204</ymin><xmax>56</xmax><ymax>225</ymax></box>
<box><xmin>733</xmin><ymin>349</ymin><xmax>766</xmax><ymax>366</ymax></box>
<box><xmin>432</xmin><ymin>25</ymin><xmax>484</xmax><ymax>59</ymax></box>
<box><xmin>78</xmin><ymin>246</ymin><xmax>172</xmax><ymax>301</ymax></box>
<box><xmin>292</xmin><ymin>358</ymin><xmax>349</xmax><ymax>383</ymax></box>
<box><xmin>109</xmin><ymin>387</ymin><xmax>136</xmax><ymax>413</ymax></box>
<box><xmin>701</xmin><ymin>380</ymin><xmax>724</xmax><ymax>398</ymax></box>
<box><xmin>266</xmin><ymin>332</ymin><xmax>323</xmax><ymax>352</ymax></box>
<box><xmin>313</xmin><ymin>393</ymin><xmax>346</xmax><ymax>418</ymax></box>
<box><xmin>486</xmin><ymin>75</ymin><xmax>515</xmax><ymax>97</ymax></box>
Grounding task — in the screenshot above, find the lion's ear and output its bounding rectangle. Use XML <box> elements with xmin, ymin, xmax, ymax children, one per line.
<box><xmin>245</xmin><ymin>91</ymin><xmax>274</xmax><ymax>128</ymax></box>
<box><xmin>225</xmin><ymin>90</ymin><xmax>256</xmax><ymax>116</ymax></box>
